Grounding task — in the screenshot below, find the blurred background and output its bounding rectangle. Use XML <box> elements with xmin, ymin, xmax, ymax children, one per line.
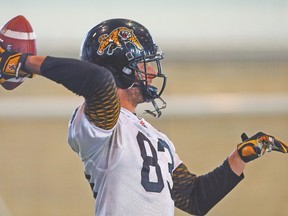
<box><xmin>1</xmin><ymin>0</ymin><xmax>288</xmax><ymax>215</ymax></box>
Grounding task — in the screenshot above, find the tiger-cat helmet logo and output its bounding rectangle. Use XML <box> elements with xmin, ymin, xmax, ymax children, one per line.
<box><xmin>97</xmin><ymin>27</ymin><xmax>144</xmax><ymax>56</ymax></box>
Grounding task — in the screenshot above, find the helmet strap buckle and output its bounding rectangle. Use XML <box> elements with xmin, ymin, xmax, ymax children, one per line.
<box><xmin>144</xmin><ymin>97</ymin><xmax>167</xmax><ymax>118</ymax></box>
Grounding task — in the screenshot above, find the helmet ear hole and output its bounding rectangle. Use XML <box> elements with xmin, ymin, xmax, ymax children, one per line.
<box><xmin>117</xmin><ymin>73</ymin><xmax>135</xmax><ymax>89</ymax></box>
<box><xmin>106</xmin><ymin>65</ymin><xmax>135</xmax><ymax>89</ymax></box>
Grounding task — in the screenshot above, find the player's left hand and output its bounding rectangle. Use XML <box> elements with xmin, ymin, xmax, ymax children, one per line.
<box><xmin>0</xmin><ymin>45</ymin><xmax>31</xmax><ymax>84</ymax></box>
<box><xmin>237</xmin><ymin>132</ymin><xmax>288</xmax><ymax>163</ymax></box>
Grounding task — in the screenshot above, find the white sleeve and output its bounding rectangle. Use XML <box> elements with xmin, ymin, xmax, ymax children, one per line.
<box><xmin>173</xmin><ymin>152</ymin><xmax>183</xmax><ymax>171</ymax></box>
<box><xmin>67</xmin><ymin>104</ymin><xmax>115</xmax><ymax>161</ymax></box>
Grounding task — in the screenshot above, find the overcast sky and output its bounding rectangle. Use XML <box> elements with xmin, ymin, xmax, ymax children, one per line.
<box><xmin>1</xmin><ymin>0</ymin><xmax>288</xmax><ymax>52</ymax></box>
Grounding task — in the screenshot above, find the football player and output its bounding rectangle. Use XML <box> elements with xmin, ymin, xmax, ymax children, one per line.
<box><xmin>0</xmin><ymin>18</ymin><xmax>287</xmax><ymax>215</ymax></box>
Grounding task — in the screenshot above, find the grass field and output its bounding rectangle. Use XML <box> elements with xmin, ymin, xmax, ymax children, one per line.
<box><xmin>0</xmin><ymin>56</ymin><xmax>288</xmax><ymax>216</ymax></box>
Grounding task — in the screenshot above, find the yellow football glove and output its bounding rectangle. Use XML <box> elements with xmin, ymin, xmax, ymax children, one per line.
<box><xmin>237</xmin><ymin>132</ymin><xmax>288</xmax><ymax>163</ymax></box>
<box><xmin>0</xmin><ymin>45</ymin><xmax>31</xmax><ymax>84</ymax></box>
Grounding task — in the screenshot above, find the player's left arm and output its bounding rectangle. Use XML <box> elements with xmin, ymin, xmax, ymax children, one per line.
<box><xmin>172</xmin><ymin>158</ymin><xmax>243</xmax><ymax>215</ymax></box>
<box><xmin>172</xmin><ymin>132</ymin><xmax>288</xmax><ymax>215</ymax></box>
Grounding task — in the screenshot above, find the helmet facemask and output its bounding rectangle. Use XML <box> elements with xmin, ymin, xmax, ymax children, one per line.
<box><xmin>128</xmin><ymin>50</ymin><xmax>167</xmax><ymax>118</ymax></box>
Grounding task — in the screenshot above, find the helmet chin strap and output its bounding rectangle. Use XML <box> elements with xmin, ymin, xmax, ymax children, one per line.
<box><xmin>132</xmin><ymin>77</ymin><xmax>167</xmax><ymax>118</ymax></box>
<box><xmin>144</xmin><ymin>96</ymin><xmax>167</xmax><ymax>118</ymax></box>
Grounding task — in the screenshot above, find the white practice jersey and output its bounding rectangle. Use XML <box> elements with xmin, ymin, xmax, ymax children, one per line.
<box><xmin>68</xmin><ymin>104</ymin><xmax>182</xmax><ymax>216</ymax></box>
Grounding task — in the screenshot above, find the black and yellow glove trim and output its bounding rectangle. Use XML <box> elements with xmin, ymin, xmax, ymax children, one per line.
<box><xmin>237</xmin><ymin>132</ymin><xmax>288</xmax><ymax>163</ymax></box>
<box><xmin>0</xmin><ymin>46</ymin><xmax>30</xmax><ymax>83</ymax></box>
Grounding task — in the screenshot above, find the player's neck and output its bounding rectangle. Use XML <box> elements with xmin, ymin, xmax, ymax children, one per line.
<box><xmin>120</xmin><ymin>99</ymin><xmax>136</xmax><ymax>113</ymax></box>
<box><xmin>117</xmin><ymin>88</ymin><xmax>139</xmax><ymax>114</ymax></box>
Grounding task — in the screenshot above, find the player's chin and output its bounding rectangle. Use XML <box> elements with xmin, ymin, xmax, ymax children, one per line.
<box><xmin>129</xmin><ymin>86</ymin><xmax>145</xmax><ymax>104</ymax></box>
<box><xmin>138</xmin><ymin>98</ymin><xmax>146</xmax><ymax>104</ymax></box>
<box><xmin>136</xmin><ymin>95</ymin><xmax>146</xmax><ymax>105</ymax></box>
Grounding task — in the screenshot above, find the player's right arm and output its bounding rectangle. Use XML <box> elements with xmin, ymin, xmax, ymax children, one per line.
<box><xmin>31</xmin><ymin>56</ymin><xmax>120</xmax><ymax>130</ymax></box>
<box><xmin>0</xmin><ymin>50</ymin><xmax>120</xmax><ymax>130</ymax></box>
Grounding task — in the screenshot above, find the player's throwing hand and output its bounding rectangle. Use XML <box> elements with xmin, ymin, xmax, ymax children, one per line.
<box><xmin>0</xmin><ymin>45</ymin><xmax>31</xmax><ymax>84</ymax></box>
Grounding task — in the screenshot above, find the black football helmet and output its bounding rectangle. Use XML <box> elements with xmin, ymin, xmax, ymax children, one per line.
<box><xmin>80</xmin><ymin>18</ymin><xmax>167</xmax><ymax>117</ymax></box>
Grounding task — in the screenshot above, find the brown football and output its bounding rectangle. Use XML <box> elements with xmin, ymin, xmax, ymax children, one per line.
<box><xmin>0</xmin><ymin>15</ymin><xmax>37</xmax><ymax>90</ymax></box>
